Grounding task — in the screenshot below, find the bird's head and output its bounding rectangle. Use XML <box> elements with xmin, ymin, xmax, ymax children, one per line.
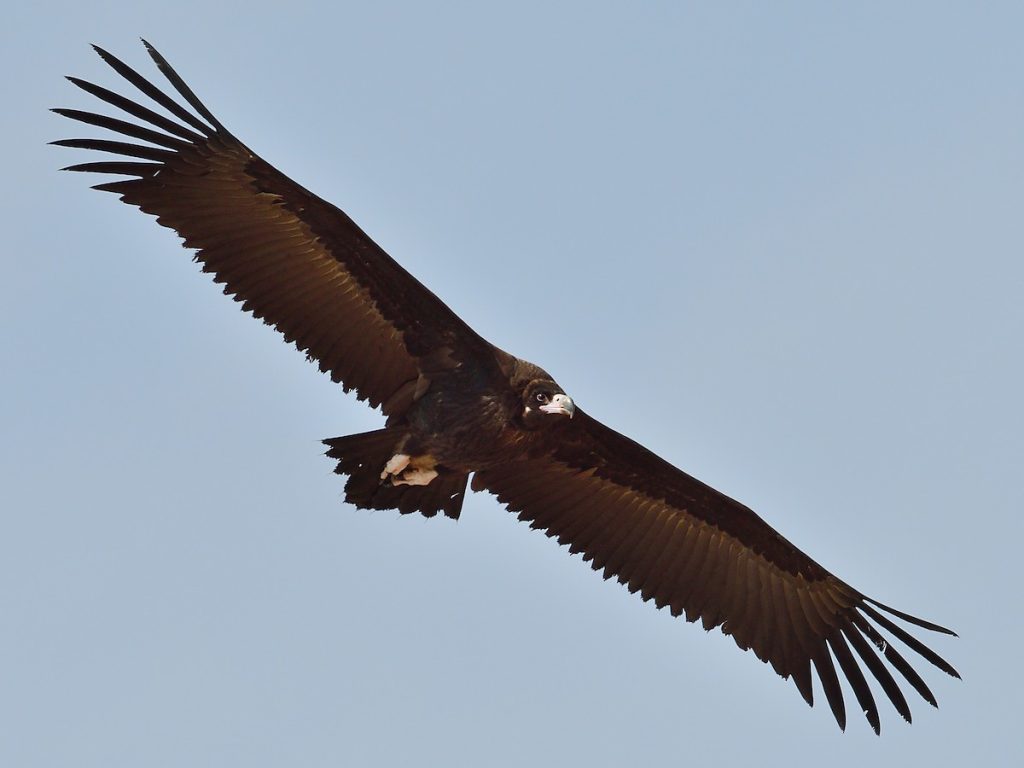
<box><xmin>520</xmin><ymin>378</ymin><xmax>575</xmax><ymax>428</ymax></box>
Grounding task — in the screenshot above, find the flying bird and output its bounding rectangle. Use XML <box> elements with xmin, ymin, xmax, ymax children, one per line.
<box><xmin>55</xmin><ymin>41</ymin><xmax>959</xmax><ymax>733</ymax></box>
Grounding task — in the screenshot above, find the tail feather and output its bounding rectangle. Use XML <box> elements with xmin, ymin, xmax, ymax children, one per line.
<box><xmin>323</xmin><ymin>429</ymin><xmax>468</xmax><ymax>520</ymax></box>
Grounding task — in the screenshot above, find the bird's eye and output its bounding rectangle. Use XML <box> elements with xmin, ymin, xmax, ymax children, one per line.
<box><xmin>535</xmin><ymin>392</ymin><xmax>549</xmax><ymax>403</ymax></box>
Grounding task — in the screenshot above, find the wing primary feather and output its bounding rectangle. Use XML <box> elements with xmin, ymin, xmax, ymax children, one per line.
<box><xmin>780</xmin><ymin>591</ymin><xmax>820</xmax><ymax>707</ymax></box>
<box><xmin>858</xmin><ymin>603</ymin><xmax>960</xmax><ymax>679</ymax></box>
<box><xmin>90</xmin><ymin>44</ymin><xmax>214</xmax><ymax>135</ymax></box>
<box><xmin>842</xmin><ymin>624</ymin><xmax>912</xmax><ymax>723</ymax></box>
<box><xmin>827</xmin><ymin>628</ymin><xmax>881</xmax><ymax>734</ymax></box>
<box><xmin>791</xmin><ymin>661</ymin><xmax>815</xmax><ymax>708</ymax></box>
<box><xmin>141</xmin><ymin>39</ymin><xmax>227</xmax><ymax>134</ymax></box>
<box><xmin>51</xmin><ymin>108</ymin><xmax>189</xmax><ymax>150</ymax></box>
<box><xmin>51</xmin><ymin>137</ymin><xmax>175</xmax><ymax>162</ymax></box>
<box><xmin>812</xmin><ymin>642</ymin><xmax>847</xmax><ymax>730</ymax></box>
<box><xmin>91</xmin><ymin>180</ymin><xmax>139</xmax><ymax>194</ymax></box>
<box><xmin>64</xmin><ymin>76</ymin><xmax>207</xmax><ymax>142</ymax></box>
<box><xmin>851</xmin><ymin>613</ymin><xmax>938</xmax><ymax>707</ymax></box>
<box><xmin>864</xmin><ymin>597</ymin><xmax>957</xmax><ymax>636</ymax></box>
<box><xmin>61</xmin><ymin>161</ymin><xmax>159</xmax><ymax>176</ymax></box>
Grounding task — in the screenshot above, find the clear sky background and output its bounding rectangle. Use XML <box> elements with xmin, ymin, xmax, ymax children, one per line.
<box><xmin>3</xmin><ymin>2</ymin><xmax>1022</xmax><ymax>766</ymax></box>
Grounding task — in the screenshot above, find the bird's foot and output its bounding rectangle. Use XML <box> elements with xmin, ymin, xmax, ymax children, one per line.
<box><xmin>381</xmin><ymin>453</ymin><xmax>411</xmax><ymax>480</ymax></box>
<box><xmin>393</xmin><ymin>467</ymin><xmax>439</xmax><ymax>486</ymax></box>
<box><xmin>381</xmin><ymin>453</ymin><xmax>438</xmax><ymax>487</ymax></box>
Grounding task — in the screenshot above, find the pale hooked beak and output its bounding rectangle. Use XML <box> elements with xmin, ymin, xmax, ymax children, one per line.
<box><xmin>539</xmin><ymin>393</ymin><xmax>575</xmax><ymax>419</ymax></box>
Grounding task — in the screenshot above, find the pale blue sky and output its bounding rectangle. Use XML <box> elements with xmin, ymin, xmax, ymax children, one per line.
<box><xmin>3</xmin><ymin>3</ymin><xmax>1022</xmax><ymax>766</ymax></box>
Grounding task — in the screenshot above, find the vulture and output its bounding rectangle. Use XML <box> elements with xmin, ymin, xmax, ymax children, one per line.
<box><xmin>55</xmin><ymin>40</ymin><xmax>959</xmax><ymax>733</ymax></box>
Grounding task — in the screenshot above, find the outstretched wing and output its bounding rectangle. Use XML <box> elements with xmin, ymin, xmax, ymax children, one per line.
<box><xmin>472</xmin><ymin>410</ymin><xmax>960</xmax><ymax>733</ymax></box>
<box><xmin>54</xmin><ymin>41</ymin><xmax>500</xmax><ymax>413</ymax></box>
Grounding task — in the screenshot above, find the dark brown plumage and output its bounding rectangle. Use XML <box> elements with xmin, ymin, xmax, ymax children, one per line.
<box><xmin>55</xmin><ymin>40</ymin><xmax>959</xmax><ymax>733</ymax></box>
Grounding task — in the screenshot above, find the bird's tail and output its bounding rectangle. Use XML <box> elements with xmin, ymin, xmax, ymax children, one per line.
<box><xmin>323</xmin><ymin>429</ymin><xmax>468</xmax><ymax>519</ymax></box>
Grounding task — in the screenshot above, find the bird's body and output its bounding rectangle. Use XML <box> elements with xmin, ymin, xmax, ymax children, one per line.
<box><xmin>331</xmin><ymin>357</ymin><xmax>572</xmax><ymax>517</ymax></box>
<box><xmin>55</xmin><ymin>40</ymin><xmax>959</xmax><ymax>733</ymax></box>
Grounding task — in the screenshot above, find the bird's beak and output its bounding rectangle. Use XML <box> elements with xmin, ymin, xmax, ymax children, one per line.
<box><xmin>539</xmin><ymin>393</ymin><xmax>575</xmax><ymax>419</ymax></box>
